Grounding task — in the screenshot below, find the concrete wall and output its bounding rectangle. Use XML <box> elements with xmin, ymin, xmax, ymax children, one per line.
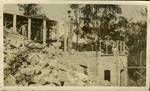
<box><xmin>97</xmin><ymin>56</ymin><xmax>127</xmax><ymax>86</ymax></box>
<box><xmin>64</xmin><ymin>52</ymin><xmax>127</xmax><ymax>86</ymax></box>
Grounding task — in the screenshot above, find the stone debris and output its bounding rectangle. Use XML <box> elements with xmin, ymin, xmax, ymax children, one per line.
<box><xmin>4</xmin><ymin>29</ymin><xmax>94</xmax><ymax>86</ymax></box>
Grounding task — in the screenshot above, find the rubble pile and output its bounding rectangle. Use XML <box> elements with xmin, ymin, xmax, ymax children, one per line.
<box><xmin>4</xmin><ymin>29</ymin><xmax>94</xmax><ymax>86</ymax></box>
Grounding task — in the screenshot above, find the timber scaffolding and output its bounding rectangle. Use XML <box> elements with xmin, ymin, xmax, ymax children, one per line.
<box><xmin>96</xmin><ymin>40</ymin><xmax>126</xmax><ymax>56</ymax></box>
<box><xmin>3</xmin><ymin>12</ymin><xmax>57</xmax><ymax>44</ymax></box>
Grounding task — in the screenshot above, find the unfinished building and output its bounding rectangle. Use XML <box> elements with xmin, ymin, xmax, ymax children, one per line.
<box><xmin>3</xmin><ymin>12</ymin><xmax>57</xmax><ymax>44</ymax></box>
<box><xmin>66</xmin><ymin>40</ymin><xmax>128</xmax><ymax>86</ymax></box>
<box><xmin>3</xmin><ymin>12</ymin><xmax>128</xmax><ymax>86</ymax></box>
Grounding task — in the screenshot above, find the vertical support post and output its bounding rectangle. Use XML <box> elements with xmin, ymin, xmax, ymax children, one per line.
<box><xmin>116</xmin><ymin>40</ymin><xmax>120</xmax><ymax>86</ymax></box>
<box><xmin>43</xmin><ymin>19</ymin><xmax>46</xmax><ymax>44</ymax></box>
<box><xmin>120</xmin><ymin>41</ymin><xmax>122</xmax><ymax>55</ymax></box>
<box><xmin>13</xmin><ymin>14</ymin><xmax>16</xmax><ymax>32</ymax></box>
<box><xmin>64</xmin><ymin>22</ymin><xmax>68</xmax><ymax>52</ymax></box>
<box><xmin>4</xmin><ymin>21</ymin><xmax>7</xmax><ymax>28</ymax></box>
<box><xmin>117</xmin><ymin>41</ymin><xmax>119</xmax><ymax>51</ymax></box>
<box><xmin>122</xmin><ymin>41</ymin><xmax>124</xmax><ymax>54</ymax></box>
<box><xmin>106</xmin><ymin>41</ymin><xmax>108</xmax><ymax>55</ymax></box>
<box><xmin>99</xmin><ymin>40</ymin><xmax>101</xmax><ymax>55</ymax></box>
<box><xmin>112</xmin><ymin>40</ymin><xmax>114</xmax><ymax>54</ymax></box>
<box><xmin>125</xmin><ymin>63</ymin><xmax>128</xmax><ymax>86</ymax></box>
<box><xmin>123</xmin><ymin>41</ymin><xmax>125</xmax><ymax>55</ymax></box>
<box><xmin>118</xmin><ymin>41</ymin><xmax>120</xmax><ymax>54</ymax></box>
<box><xmin>64</xmin><ymin>31</ymin><xmax>67</xmax><ymax>52</ymax></box>
<box><xmin>140</xmin><ymin>50</ymin><xmax>143</xmax><ymax>66</ymax></box>
<box><xmin>28</xmin><ymin>18</ymin><xmax>31</xmax><ymax>40</ymax></box>
<box><xmin>4</xmin><ymin>17</ymin><xmax>7</xmax><ymax>28</ymax></box>
<box><xmin>68</xmin><ymin>17</ymin><xmax>71</xmax><ymax>52</ymax></box>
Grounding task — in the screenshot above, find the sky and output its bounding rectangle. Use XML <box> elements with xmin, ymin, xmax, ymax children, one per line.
<box><xmin>3</xmin><ymin>4</ymin><xmax>146</xmax><ymax>36</ymax></box>
<box><xmin>41</xmin><ymin>4</ymin><xmax>146</xmax><ymax>22</ymax></box>
<box><xmin>3</xmin><ymin>4</ymin><xmax>146</xmax><ymax>22</ymax></box>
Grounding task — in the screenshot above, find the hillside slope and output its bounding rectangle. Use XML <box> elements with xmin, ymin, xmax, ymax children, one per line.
<box><xmin>4</xmin><ymin>28</ymin><xmax>94</xmax><ymax>86</ymax></box>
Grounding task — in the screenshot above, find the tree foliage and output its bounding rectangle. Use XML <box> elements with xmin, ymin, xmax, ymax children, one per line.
<box><xmin>18</xmin><ymin>4</ymin><xmax>42</xmax><ymax>16</ymax></box>
<box><xmin>69</xmin><ymin>4</ymin><xmax>127</xmax><ymax>42</ymax></box>
<box><xmin>69</xmin><ymin>5</ymin><xmax>147</xmax><ymax>86</ymax></box>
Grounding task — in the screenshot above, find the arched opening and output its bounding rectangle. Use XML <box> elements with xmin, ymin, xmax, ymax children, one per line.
<box><xmin>104</xmin><ymin>70</ymin><xmax>111</xmax><ymax>82</ymax></box>
<box><xmin>120</xmin><ymin>69</ymin><xmax>125</xmax><ymax>86</ymax></box>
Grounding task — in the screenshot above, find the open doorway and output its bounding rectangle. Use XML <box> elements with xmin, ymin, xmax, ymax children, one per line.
<box><xmin>120</xmin><ymin>69</ymin><xmax>125</xmax><ymax>86</ymax></box>
<box><xmin>104</xmin><ymin>70</ymin><xmax>111</xmax><ymax>81</ymax></box>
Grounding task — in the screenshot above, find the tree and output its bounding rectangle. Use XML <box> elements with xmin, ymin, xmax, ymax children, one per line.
<box><xmin>70</xmin><ymin>4</ymin><xmax>80</xmax><ymax>51</ymax></box>
<box><xmin>69</xmin><ymin>4</ymin><xmax>130</xmax><ymax>51</ymax></box>
<box><xmin>126</xmin><ymin>8</ymin><xmax>147</xmax><ymax>86</ymax></box>
<box><xmin>81</xmin><ymin>4</ymin><xmax>122</xmax><ymax>40</ymax></box>
<box><xmin>18</xmin><ymin>4</ymin><xmax>42</xmax><ymax>16</ymax></box>
<box><xmin>70</xmin><ymin>4</ymin><xmax>124</xmax><ymax>84</ymax></box>
<box><xmin>67</xmin><ymin>10</ymin><xmax>74</xmax><ymax>52</ymax></box>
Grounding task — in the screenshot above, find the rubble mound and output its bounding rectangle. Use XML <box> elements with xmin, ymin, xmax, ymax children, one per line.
<box><xmin>4</xmin><ymin>29</ymin><xmax>94</xmax><ymax>86</ymax></box>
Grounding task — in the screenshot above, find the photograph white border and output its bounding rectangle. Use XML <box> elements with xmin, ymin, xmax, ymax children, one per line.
<box><xmin>0</xmin><ymin>0</ymin><xmax>150</xmax><ymax>91</ymax></box>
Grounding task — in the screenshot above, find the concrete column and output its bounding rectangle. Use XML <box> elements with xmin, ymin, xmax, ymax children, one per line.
<box><xmin>43</xmin><ymin>20</ymin><xmax>46</xmax><ymax>44</ymax></box>
<box><xmin>28</xmin><ymin>18</ymin><xmax>31</xmax><ymax>40</ymax></box>
<box><xmin>13</xmin><ymin>14</ymin><xmax>16</xmax><ymax>32</ymax></box>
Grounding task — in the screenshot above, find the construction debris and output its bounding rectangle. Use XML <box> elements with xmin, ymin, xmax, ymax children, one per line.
<box><xmin>4</xmin><ymin>28</ymin><xmax>95</xmax><ymax>86</ymax></box>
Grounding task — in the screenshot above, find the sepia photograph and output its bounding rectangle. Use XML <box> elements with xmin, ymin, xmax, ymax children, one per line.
<box><xmin>3</xmin><ymin>4</ymin><xmax>147</xmax><ymax>87</ymax></box>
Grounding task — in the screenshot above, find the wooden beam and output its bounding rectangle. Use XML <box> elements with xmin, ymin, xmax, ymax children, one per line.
<box><xmin>43</xmin><ymin>19</ymin><xmax>46</xmax><ymax>44</ymax></box>
<box><xmin>13</xmin><ymin>14</ymin><xmax>16</xmax><ymax>32</ymax></box>
<box><xmin>135</xmin><ymin>71</ymin><xmax>146</xmax><ymax>79</ymax></box>
<box><xmin>128</xmin><ymin>66</ymin><xmax>146</xmax><ymax>69</ymax></box>
<box><xmin>28</xmin><ymin>18</ymin><xmax>31</xmax><ymax>40</ymax></box>
<box><xmin>4</xmin><ymin>12</ymin><xmax>54</xmax><ymax>21</ymax></box>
